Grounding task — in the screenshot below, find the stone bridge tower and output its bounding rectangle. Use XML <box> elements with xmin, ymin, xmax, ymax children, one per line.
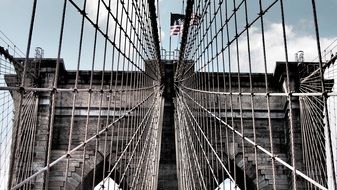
<box><xmin>6</xmin><ymin>59</ymin><xmax>329</xmax><ymax>190</ymax></box>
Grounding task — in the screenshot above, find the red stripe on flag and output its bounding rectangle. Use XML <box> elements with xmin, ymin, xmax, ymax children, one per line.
<box><xmin>170</xmin><ymin>25</ymin><xmax>183</xmax><ymax>36</ymax></box>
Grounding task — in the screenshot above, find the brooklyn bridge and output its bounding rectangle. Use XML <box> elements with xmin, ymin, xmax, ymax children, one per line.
<box><xmin>0</xmin><ymin>0</ymin><xmax>337</xmax><ymax>189</ymax></box>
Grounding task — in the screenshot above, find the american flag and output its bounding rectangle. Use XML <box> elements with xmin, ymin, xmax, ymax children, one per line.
<box><xmin>170</xmin><ymin>13</ymin><xmax>185</xmax><ymax>36</ymax></box>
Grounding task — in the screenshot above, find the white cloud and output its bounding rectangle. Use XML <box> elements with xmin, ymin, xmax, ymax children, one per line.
<box><xmin>161</xmin><ymin>30</ymin><xmax>165</xmax><ymax>43</ymax></box>
<box><xmin>229</xmin><ymin>23</ymin><xmax>337</xmax><ymax>73</ymax></box>
<box><xmin>86</xmin><ymin>0</ymin><xmax>112</xmax><ymax>24</ymax></box>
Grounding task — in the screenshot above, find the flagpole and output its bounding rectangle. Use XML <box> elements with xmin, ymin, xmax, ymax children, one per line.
<box><xmin>169</xmin><ymin>35</ymin><xmax>172</xmax><ymax>60</ymax></box>
<box><xmin>169</xmin><ymin>12</ymin><xmax>172</xmax><ymax>60</ymax></box>
<box><xmin>177</xmin><ymin>0</ymin><xmax>185</xmax><ymax>58</ymax></box>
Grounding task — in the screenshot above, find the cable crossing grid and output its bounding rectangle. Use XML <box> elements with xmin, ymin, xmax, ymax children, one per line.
<box><xmin>1</xmin><ymin>0</ymin><xmax>337</xmax><ymax>190</ymax></box>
